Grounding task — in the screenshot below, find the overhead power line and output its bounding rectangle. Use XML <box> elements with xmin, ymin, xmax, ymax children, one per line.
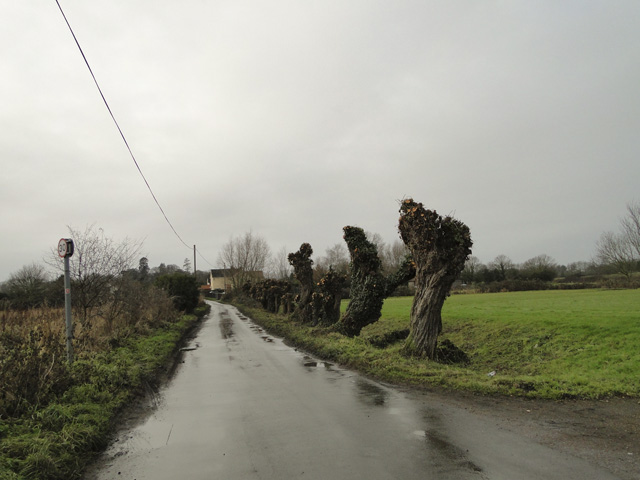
<box><xmin>195</xmin><ymin>247</ymin><xmax>214</xmax><ymax>267</ymax></box>
<box><xmin>54</xmin><ymin>0</ymin><xmax>214</xmax><ymax>268</ymax></box>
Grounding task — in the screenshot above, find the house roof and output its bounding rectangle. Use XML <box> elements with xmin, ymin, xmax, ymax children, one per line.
<box><xmin>210</xmin><ymin>269</ymin><xmax>264</xmax><ymax>279</ymax></box>
<box><xmin>210</xmin><ymin>268</ymin><xmax>232</xmax><ymax>277</ymax></box>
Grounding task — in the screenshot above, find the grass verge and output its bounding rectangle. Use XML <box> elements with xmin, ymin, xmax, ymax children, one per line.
<box><xmin>231</xmin><ymin>289</ymin><xmax>640</xmax><ymax>400</ymax></box>
<box><xmin>0</xmin><ymin>304</ymin><xmax>209</xmax><ymax>480</ymax></box>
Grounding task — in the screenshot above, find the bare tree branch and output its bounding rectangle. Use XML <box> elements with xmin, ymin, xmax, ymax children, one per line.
<box><xmin>217</xmin><ymin>231</ymin><xmax>270</xmax><ymax>291</ymax></box>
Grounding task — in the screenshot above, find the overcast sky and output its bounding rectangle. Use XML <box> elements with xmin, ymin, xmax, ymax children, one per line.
<box><xmin>2</xmin><ymin>1</ymin><xmax>639</xmax><ymax>281</ymax></box>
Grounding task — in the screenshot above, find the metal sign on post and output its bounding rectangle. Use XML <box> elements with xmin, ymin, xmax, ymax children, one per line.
<box><xmin>58</xmin><ymin>238</ymin><xmax>75</xmax><ymax>364</ymax></box>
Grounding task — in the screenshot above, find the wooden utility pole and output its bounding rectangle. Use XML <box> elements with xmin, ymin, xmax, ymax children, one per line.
<box><xmin>193</xmin><ymin>245</ymin><xmax>197</xmax><ymax>276</ymax></box>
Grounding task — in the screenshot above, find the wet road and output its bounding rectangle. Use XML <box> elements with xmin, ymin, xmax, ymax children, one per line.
<box><xmin>88</xmin><ymin>301</ymin><xmax>621</xmax><ymax>479</ymax></box>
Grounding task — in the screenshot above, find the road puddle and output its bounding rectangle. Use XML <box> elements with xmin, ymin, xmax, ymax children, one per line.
<box><xmin>355</xmin><ymin>377</ymin><xmax>389</xmax><ymax>406</ymax></box>
<box><xmin>423</xmin><ymin>429</ymin><xmax>484</xmax><ymax>477</ymax></box>
<box><xmin>219</xmin><ymin>309</ymin><xmax>234</xmax><ymax>339</ymax></box>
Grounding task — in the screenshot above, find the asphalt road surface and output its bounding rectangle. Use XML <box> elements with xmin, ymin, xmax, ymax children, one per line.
<box><xmin>87</xmin><ymin>301</ymin><xmax>622</xmax><ymax>480</ymax></box>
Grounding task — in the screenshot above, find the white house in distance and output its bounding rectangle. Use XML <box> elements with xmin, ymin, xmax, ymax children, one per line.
<box><xmin>209</xmin><ymin>269</ymin><xmax>233</xmax><ymax>293</ymax></box>
<box><xmin>209</xmin><ymin>269</ymin><xmax>264</xmax><ymax>294</ymax></box>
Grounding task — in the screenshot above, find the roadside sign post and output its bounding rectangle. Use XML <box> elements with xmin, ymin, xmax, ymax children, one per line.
<box><xmin>58</xmin><ymin>238</ymin><xmax>75</xmax><ymax>364</ymax></box>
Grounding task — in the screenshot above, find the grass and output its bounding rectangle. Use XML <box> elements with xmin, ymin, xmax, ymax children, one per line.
<box><xmin>0</xmin><ymin>304</ymin><xmax>210</xmax><ymax>480</ymax></box>
<box><xmin>234</xmin><ymin>289</ymin><xmax>640</xmax><ymax>399</ymax></box>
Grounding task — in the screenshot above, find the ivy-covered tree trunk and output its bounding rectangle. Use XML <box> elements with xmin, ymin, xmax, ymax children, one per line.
<box><xmin>281</xmin><ymin>293</ymin><xmax>294</xmax><ymax>315</ymax></box>
<box><xmin>243</xmin><ymin>279</ymin><xmax>291</xmax><ymax>314</ymax></box>
<box><xmin>337</xmin><ymin>227</ymin><xmax>386</xmax><ymax>336</ymax></box>
<box><xmin>399</xmin><ymin>199</ymin><xmax>472</xmax><ymax>359</ymax></box>
<box><xmin>288</xmin><ymin>243</ymin><xmax>315</xmax><ymax>323</ymax></box>
<box><xmin>337</xmin><ymin>226</ymin><xmax>415</xmax><ymax>337</ymax></box>
<box><xmin>314</xmin><ymin>268</ymin><xmax>346</xmax><ymax>326</ymax></box>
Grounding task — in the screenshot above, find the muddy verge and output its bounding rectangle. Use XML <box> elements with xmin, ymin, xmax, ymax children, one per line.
<box><xmin>435</xmin><ymin>391</ymin><xmax>640</xmax><ymax>480</ymax></box>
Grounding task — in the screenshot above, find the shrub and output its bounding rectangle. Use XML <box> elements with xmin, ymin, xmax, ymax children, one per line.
<box><xmin>154</xmin><ymin>273</ymin><xmax>199</xmax><ymax>313</ymax></box>
<box><xmin>0</xmin><ymin>313</ymin><xmax>71</xmax><ymax>418</ymax></box>
<box><xmin>476</xmin><ymin>279</ymin><xmax>550</xmax><ymax>293</ymax></box>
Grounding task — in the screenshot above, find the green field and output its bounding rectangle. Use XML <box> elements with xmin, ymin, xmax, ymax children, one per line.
<box><xmin>238</xmin><ymin>289</ymin><xmax>640</xmax><ymax>399</ymax></box>
<box><xmin>372</xmin><ymin>289</ymin><xmax>640</xmax><ymax>397</ymax></box>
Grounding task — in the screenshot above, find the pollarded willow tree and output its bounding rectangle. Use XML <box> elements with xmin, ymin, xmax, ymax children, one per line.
<box><xmin>288</xmin><ymin>243</ymin><xmax>315</xmax><ymax>323</ymax></box>
<box><xmin>242</xmin><ymin>279</ymin><xmax>291</xmax><ymax>314</ymax></box>
<box><xmin>398</xmin><ymin>199</ymin><xmax>472</xmax><ymax>359</ymax></box>
<box><xmin>312</xmin><ymin>267</ymin><xmax>346</xmax><ymax>326</ymax></box>
<box><xmin>337</xmin><ymin>226</ymin><xmax>415</xmax><ymax>337</ymax></box>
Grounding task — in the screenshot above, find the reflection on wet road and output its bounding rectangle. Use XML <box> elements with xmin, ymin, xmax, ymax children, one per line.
<box><xmin>87</xmin><ymin>301</ymin><xmax>621</xmax><ymax>480</ymax></box>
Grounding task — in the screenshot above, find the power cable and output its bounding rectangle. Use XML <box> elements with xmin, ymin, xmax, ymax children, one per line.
<box><xmin>54</xmin><ymin>0</ymin><xmax>193</xmax><ymax>251</ymax></box>
<box><xmin>195</xmin><ymin>247</ymin><xmax>214</xmax><ymax>267</ymax></box>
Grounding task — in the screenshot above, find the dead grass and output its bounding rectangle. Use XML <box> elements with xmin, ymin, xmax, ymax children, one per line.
<box><xmin>0</xmin><ymin>295</ymin><xmax>208</xmax><ymax>480</ymax></box>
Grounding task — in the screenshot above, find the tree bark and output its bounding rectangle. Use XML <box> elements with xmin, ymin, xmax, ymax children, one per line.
<box><xmin>404</xmin><ymin>271</ymin><xmax>454</xmax><ymax>358</ymax></box>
